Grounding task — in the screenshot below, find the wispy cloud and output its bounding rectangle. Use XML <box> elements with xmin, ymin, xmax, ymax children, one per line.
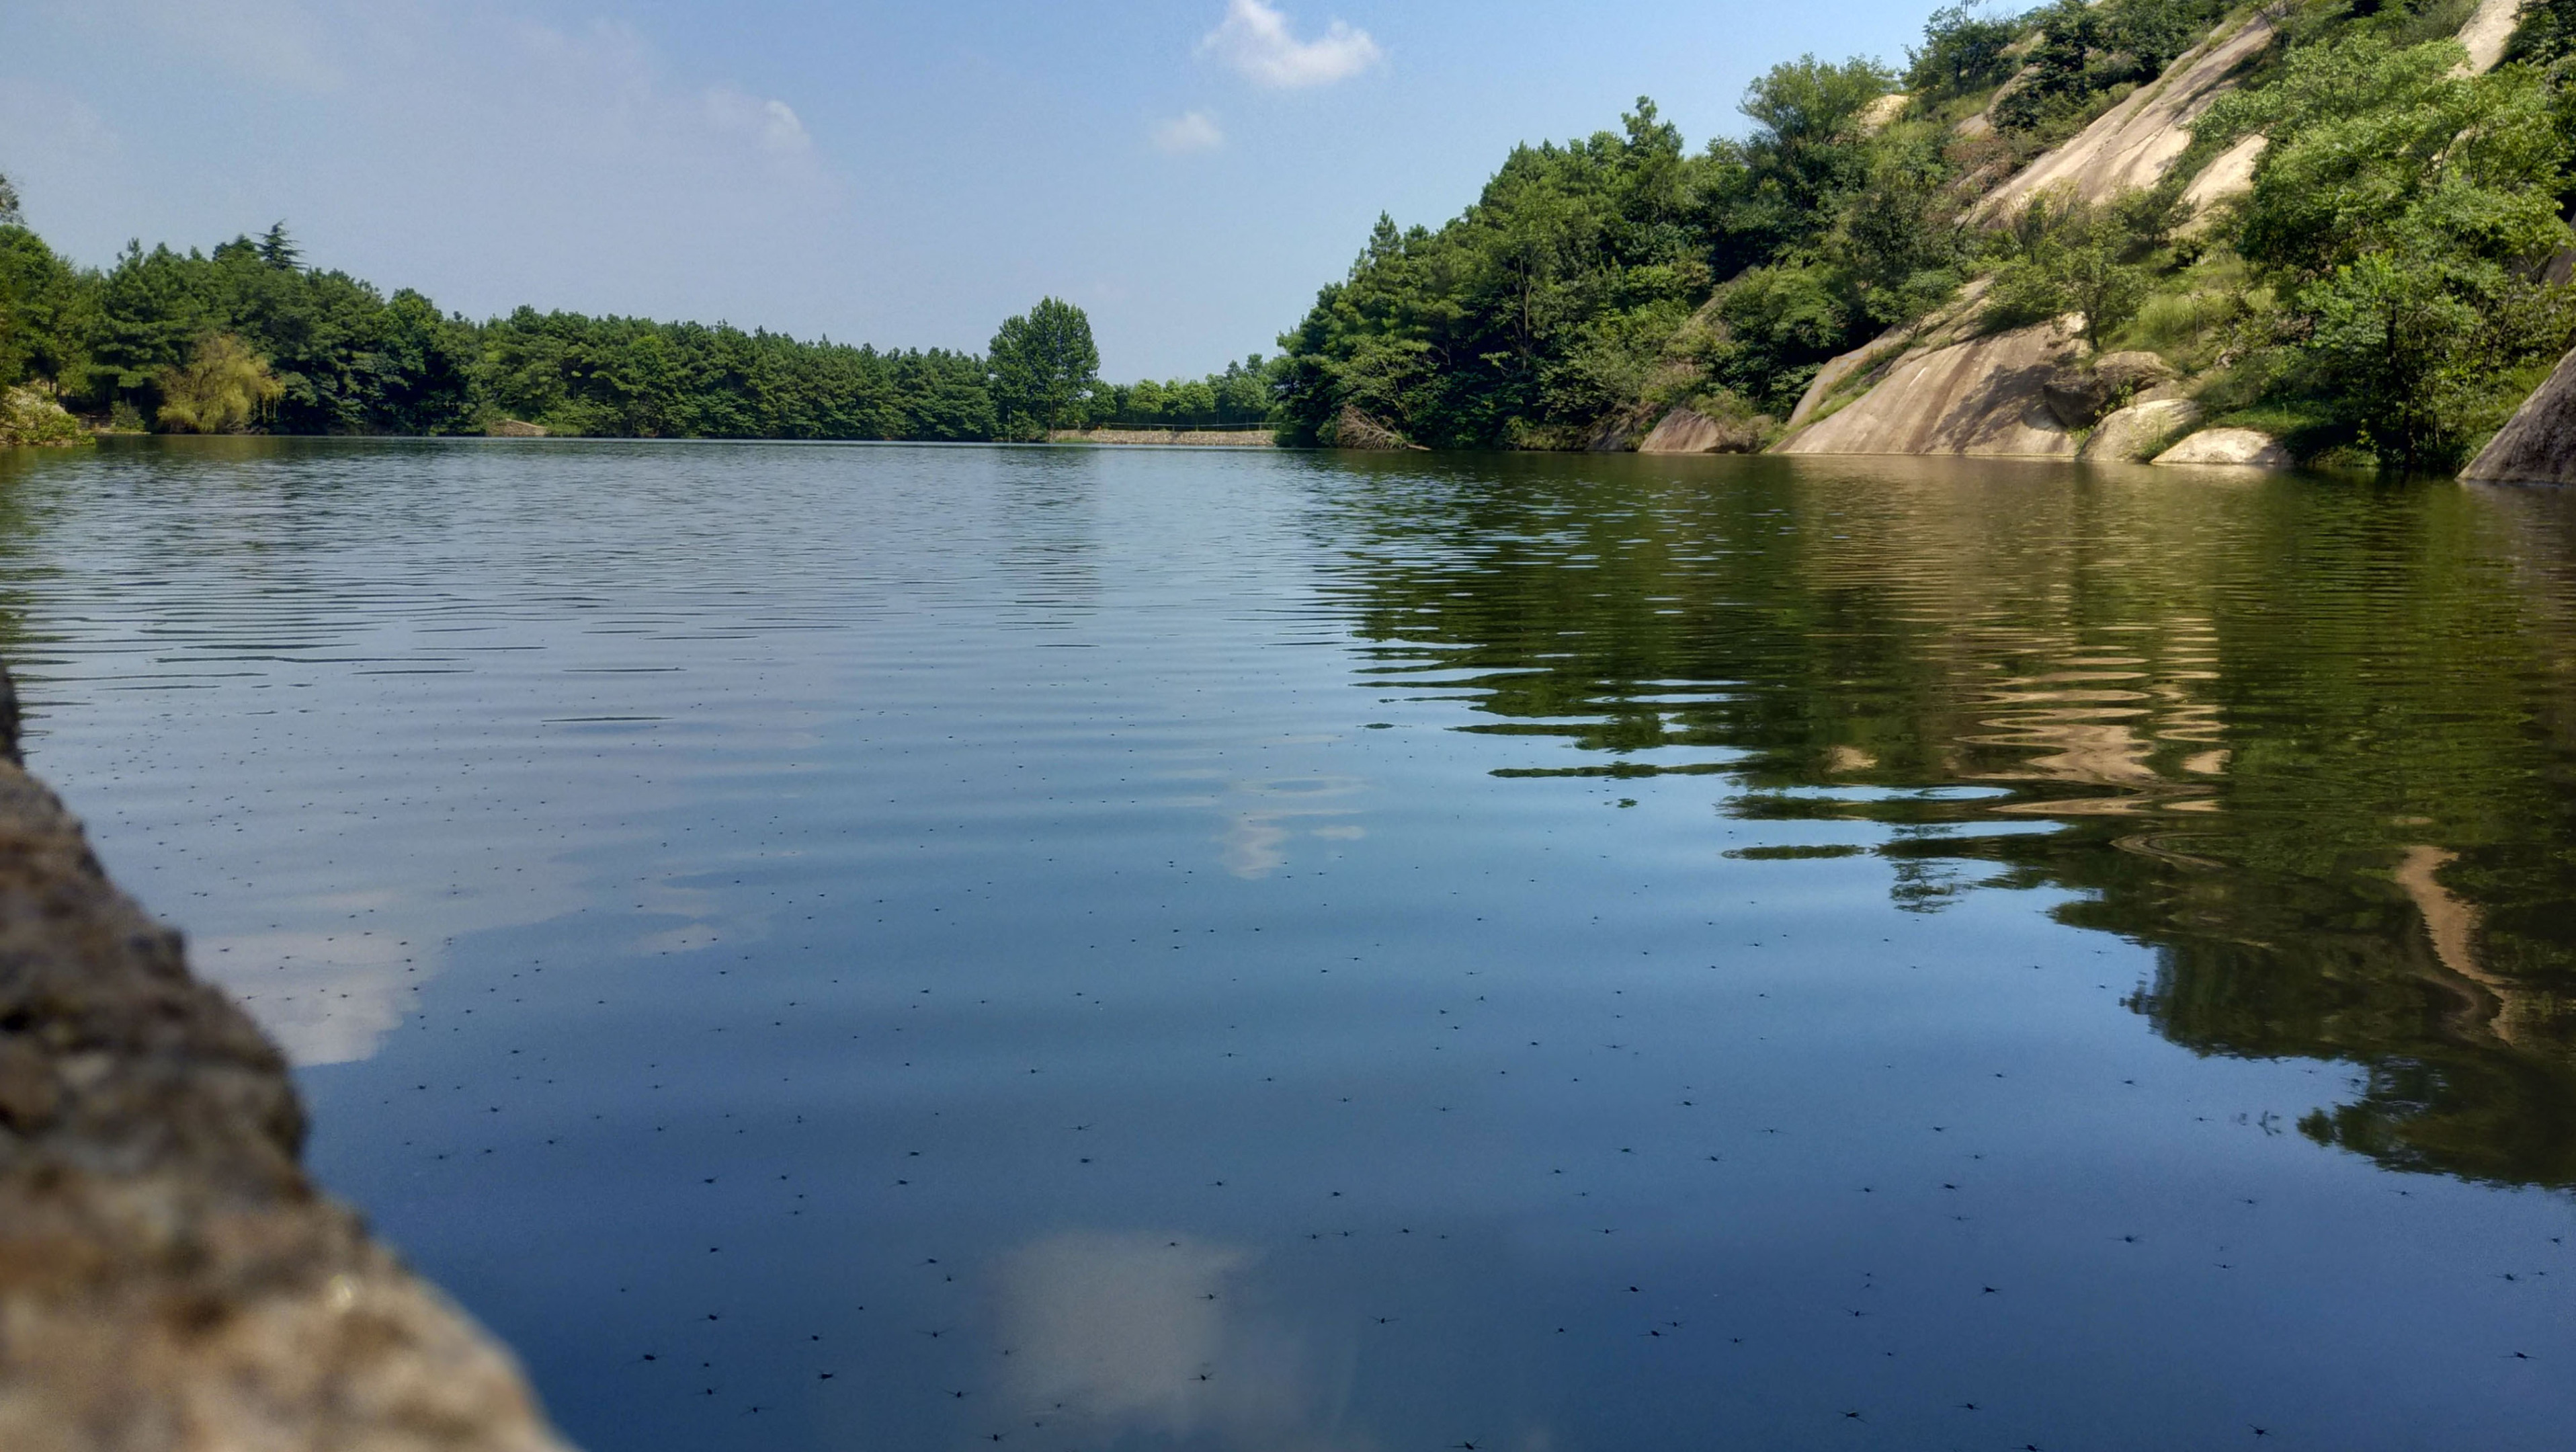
<box><xmin>1151</xmin><ymin>111</ymin><xmax>1225</xmax><ymax>155</ymax></box>
<box><xmin>705</xmin><ymin>87</ymin><xmax>814</xmax><ymax>155</ymax></box>
<box><xmin>1198</xmin><ymin>0</ymin><xmax>1384</xmax><ymax>89</ymax></box>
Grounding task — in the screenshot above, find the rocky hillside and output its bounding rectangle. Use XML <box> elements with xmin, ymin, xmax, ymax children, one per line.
<box><xmin>1276</xmin><ymin>0</ymin><xmax>2576</xmax><ymax>474</ymax></box>
<box><xmin>1761</xmin><ymin>0</ymin><xmax>2552</xmax><ymax>470</ymax></box>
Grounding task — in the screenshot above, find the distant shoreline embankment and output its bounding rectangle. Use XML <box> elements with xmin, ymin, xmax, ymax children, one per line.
<box><xmin>1048</xmin><ymin>428</ymin><xmax>1276</xmax><ymax>447</ymax></box>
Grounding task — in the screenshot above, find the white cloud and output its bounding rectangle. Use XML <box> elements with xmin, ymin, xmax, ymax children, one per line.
<box><xmin>1151</xmin><ymin>111</ymin><xmax>1225</xmax><ymax>155</ymax></box>
<box><xmin>705</xmin><ymin>87</ymin><xmax>814</xmax><ymax>155</ymax></box>
<box><xmin>1198</xmin><ymin>0</ymin><xmax>1384</xmax><ymax>89</ymax></box>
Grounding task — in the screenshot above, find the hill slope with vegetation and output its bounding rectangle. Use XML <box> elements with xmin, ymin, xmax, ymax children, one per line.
<box><xmin>1274</xmin><ymin>0</ymin><xmax>2576</xmax><ymax>472</ymax></box>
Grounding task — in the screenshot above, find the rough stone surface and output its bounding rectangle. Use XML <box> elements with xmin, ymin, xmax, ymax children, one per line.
<box><xmin>2462</xmin><ymin>344</ymin><xmax>2576</xmax><ymax>485</ymax></box>
<box><xmin>2180</xmin><ymin>133</ymin><xmax>2268</xmax><ymax>229</ymax></box>
<box><xmin>483</xmin><ymin>419</ymin><xmax>548</xmax><ymax>439</ymax></box>
<box><xmin>0</xmin><ymin>663</ymin><xmax>575</xmax><ymax>1452</ymax></box>
<box><xmin>1975</xmin><ymin>15</ymin><xmax>2278</xmax><ymax>221</ymax></box>
<box><xmin>2041</xmin><ymin>367</ymin><xmax>2116</xmax><ymax>429</ymax></box>
<box><xmin>2081</xmin><ymin>399</ymin><xmax>2205</xmax><ymax>462</ymax></box>
<box><xmin>2094</xmin><ymin>351</ymin><xmax>2177</xmax><ymax>395</ymax></box>
<box><xmin>1776</xmin><ymin>318</ymin><xmax>2084</xmax><ymax>458</ymax></box>
<box><xmin>1856</xmin><ymin>92</ymin><xmax>1910</xmax><ymax>136</ymax></box>
<box><xmin>2153</xmin><ymin>426</ymin><xmax>2294</xmax><ymax>467</ymax></box>
<box><xmin>1636</xmin><ymin>407</ymin><xmax>1765</xmax><ymax>454</ymax></box>
<box><xmin>1784</xmin><ymin>278</ymin><xmax>1993</xmax><ymax>430</ymax></box>
<box><xmin>2455</xmin><ymin>0</ymin><xmax>2528</xmax><ymax>75</ymax></box>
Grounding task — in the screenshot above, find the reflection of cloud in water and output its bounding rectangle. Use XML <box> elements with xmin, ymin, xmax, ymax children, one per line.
<box><xmin>993</xmin><ymin>1232</ymin><xmax>1358</xmax><ymax>1449</ymax></box>
<box><xmin>198</xmin><ymin>922</ymin><xmax>417</xmax><ymax>1068</ymax></box>
<box><xmin>1220</xmin><ymin>775</ymin><xmax>1367</xmax><ymax>879</ymax></box>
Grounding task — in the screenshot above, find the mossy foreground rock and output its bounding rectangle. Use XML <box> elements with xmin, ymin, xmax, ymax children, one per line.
<box><xmin>0</xmin><ymin>666</ymin><xmax>574</xmax><ymax>1452</ymax></box>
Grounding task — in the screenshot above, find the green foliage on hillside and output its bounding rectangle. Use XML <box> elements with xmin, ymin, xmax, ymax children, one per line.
<box><xmin>2185</xmin><ymin>26</ymin><xmax>2576</xmax><ymax>467</ymax></box>
<box><xmin>1275</xmin><ymin>0</ymin><xmax>2576</xmax><ymax>469</ymax></box>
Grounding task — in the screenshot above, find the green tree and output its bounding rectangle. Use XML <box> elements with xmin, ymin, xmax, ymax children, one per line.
<box><xmin>155</xmin><ymin>333</ymin><xmax>284</xmax><ymax>433</ymax></box>
<box><xmin>987</xmin><ymin>298</ymin><xmax>1099</xmax><ymax>438</ymax></box>
<box><xmin>0</xmin><ymin>171</ymin><xmax>21</xmax><ymax>229</ymax></box>
<box><xmin>257</xmin><ymin>222</ymin><xmax>301</xmax><ymax>271</ymax></box>
<box><xmin>1986</xmin><ymin>188</ymin><xmax>2151</xmax><ymax>350</ymax></box>
<box><xmin>1905</xmin><ymin>2</ymin><xmax>2024</xmax><ymax>97</ymax></box>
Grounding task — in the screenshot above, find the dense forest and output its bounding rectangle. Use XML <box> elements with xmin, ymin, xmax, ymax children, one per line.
<box><xmin>0</xmin><ymin>177</ymin><xmax>1160</xmax><ymax>444</ymax></box>
<box><xmin>1274</xmin><ymin>0</ymin><xmax>2576</xmax><ymax>469</ymax></box>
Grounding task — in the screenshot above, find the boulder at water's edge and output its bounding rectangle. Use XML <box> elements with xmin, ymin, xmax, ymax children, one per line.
<box><xmin>2153</xmin><ymin>427</ymin><xmax>2294</xmax><ymax>467</ymax></box>
<box><xmin>2082</xmin><ymin>399</ymin><xmax>2204</xmax><ymax>462</ymax></box>
<box><xmin>1775</xmin><ymin>318</ymin><xmax>2083</xmax><ymax>458</ymax></box>
<box><xmin>2462</xmin><ymin>344</ymin><xmax>2576</xmax><ymax>485</ymax></box>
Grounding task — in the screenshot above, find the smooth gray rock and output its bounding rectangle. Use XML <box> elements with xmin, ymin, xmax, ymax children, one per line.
<box><xmin>2082</xmin><ymin>399</ymin><xmax>2204</xmax><ymax>462</ymax></box>
<box><xmin>2153</xmin><ymin>427</ymin><xmax>2294</xmax><ymax>467</ymax></box>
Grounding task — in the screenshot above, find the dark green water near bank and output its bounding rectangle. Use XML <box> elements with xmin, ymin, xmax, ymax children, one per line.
<box><xmin>1</xmin><ymin>438</ymin><xmax>2571</xmax><ymax>1449</ymax></box>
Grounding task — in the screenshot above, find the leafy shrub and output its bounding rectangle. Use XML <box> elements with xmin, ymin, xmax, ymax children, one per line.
<box><xmin>155</xmin><ymin>334</ymin><xmax>283</xmax><ymax>433</ymax></box>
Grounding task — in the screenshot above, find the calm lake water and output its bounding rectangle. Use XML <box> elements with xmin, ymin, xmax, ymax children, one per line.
<box><xmin>2</xmin><ymin>438</ymin><xmax>2573</xmax><ymax>1449</ymax></box>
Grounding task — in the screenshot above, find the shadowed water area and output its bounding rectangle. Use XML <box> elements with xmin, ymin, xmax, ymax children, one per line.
<box><xmin>1</xmin><ymin>438</ymin><xmax>2572</xmax><ymax>1449</ymax></box>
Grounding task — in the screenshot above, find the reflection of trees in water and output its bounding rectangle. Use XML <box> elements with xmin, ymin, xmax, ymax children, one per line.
<box><xmin>1311</xmin><ymin>453</ymin><xmax>2576</xmax><ymax>1189</ymax></box>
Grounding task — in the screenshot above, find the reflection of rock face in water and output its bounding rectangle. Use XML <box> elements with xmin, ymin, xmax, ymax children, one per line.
<box><xmin>1329</xmin><ymin>458</ymin><xmax>2576</xmax><ymax>1188</ymax></box>
<box><xmin>994</xmin><ymin>1232</ymin><xmax>1347</xmax><ymax>1447</ymax></box>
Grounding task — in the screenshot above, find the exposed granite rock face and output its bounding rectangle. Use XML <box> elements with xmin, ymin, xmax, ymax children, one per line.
<box><xmin>0</xmin><ymin>664</ymin><xmax>575</xmax><ymax>1452</ymax></box>
<box><xmin>2081</xmin><ymin>399</ymin><xmax>2205</xmax><ymax>462</ymax></box>
<box><xmin>1784</xmin><ymin>280</ymin><xmax>1992</xmax><ymax>432</ymax></box>
<box><xmin>2179</xmin><ymin>134</ymin><xmax>2268</xmax><ymax>232</ymax></box>
<box><xmin>1776</xmin><ymin>318</ymin><xmax>2083</xmax><ymax>458</ymax></box>
<box><xmin>2153</xmin><ymin>426</ymin><xmax>2294</xmax><ymax>467</ymax></box>
<box><xmin>1636</xmin><ymin>407</ymin><xmax>1767</xmax><ymax>454</ymax></box>
<box><xmin>2462</xmin><ymin>345</ymin><xmax>2576</xmax><ymax>485</ymax></box>
<box><xmin>1974</xmin><ymin>15</ymin><xmax>2278</xmax><ymax>222</ymax></box>
<box><xmin>2454</xmin><ymin>0</ymin><xmax>2528</xmax><ymax>75</ymax></box>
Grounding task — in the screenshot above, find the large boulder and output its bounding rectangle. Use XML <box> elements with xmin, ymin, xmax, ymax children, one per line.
<box><xmin>2082</xmin><ymin>399</ymin><xmax>2204</xmax><ymax>462</ymax></box>
<box><xmin>1775</xmin><ymin>317</ymin><xmax>2083</xmax><ymax>458</ymax></box>
<box><xmin>2462</xmin><ymin>343</ymin><xmax>2576</xmax><ymax>485</ymax></box>
<box><xmin>1636</xmin><ymin>407</ymin><xmax>1766</xmax><ymax>454</ymax></box>
<box><xmin>2152</xmin><ymin>427</ymin><xmax>2294</xmax><ymax>467</ymax></box>
<box><xmin>2046</xmin><ymin>352</ymin><xmax>2182</xmax><ymax>428</ymax></box>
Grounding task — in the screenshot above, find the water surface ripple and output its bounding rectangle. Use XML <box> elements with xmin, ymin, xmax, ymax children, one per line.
<box><xmin>1</xmin><ymin>439</ymin><xmax>2572</xmax><ymax>1449</ymax></box>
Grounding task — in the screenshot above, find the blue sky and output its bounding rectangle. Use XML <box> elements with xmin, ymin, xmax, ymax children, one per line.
<box><xmin>3</xmin><ymin>1</ymin><xmax>1934</xmax><ymax>379</ymax></box>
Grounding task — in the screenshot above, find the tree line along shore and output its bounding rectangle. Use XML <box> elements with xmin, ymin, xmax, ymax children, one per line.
<box><xmin>11</xmin><ymin>0</ymin><xmax>2576</xmax><ymax>471</ymax></box>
